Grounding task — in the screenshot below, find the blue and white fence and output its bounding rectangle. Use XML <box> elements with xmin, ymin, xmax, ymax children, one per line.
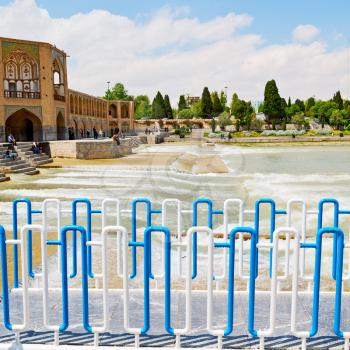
<box><xmin>1</xmin><ymin>197</ymin><xmax>350</xmax><ymax>349</ymax></box>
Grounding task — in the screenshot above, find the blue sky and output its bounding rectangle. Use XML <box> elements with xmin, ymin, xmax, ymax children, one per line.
<box><xmin>2</xmin><ymin>0</ymin><xmax>347</xmax><ymax>48</ymax></box>
<box><xmin>0</xmin><ymin>0</ymin><xmax>349</xmax><ymax>101</ymax></box>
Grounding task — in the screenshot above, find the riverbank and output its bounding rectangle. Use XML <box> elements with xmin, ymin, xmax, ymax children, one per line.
<box><xmin>206</xmin><ymin>135</ymin><xmax>350</xmax><ymax>143</ymax></box>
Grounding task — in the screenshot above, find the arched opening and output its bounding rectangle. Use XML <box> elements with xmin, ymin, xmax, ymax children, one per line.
<box><xmin>70</xmin><ymin>94</ymin><xmax>74</xmax><ymax>113</ymax></box>
<box><xmin>122</xmin><ymin>121</ymin><xmax>130</xmax><ymax>133</ymax></box>
<box><xmin>56</xmin><ymin>112</ymin><xmax>66</xmax><ymax>140</ymax></box>
<box><xmin>73</xmin><ymin>120</ymin><xmax>79</xmax><ymax>139</ymax></box>
<box><xmin>109</xmin><ymin>104</ymin><xmax>117</xmax><ymax>118</ymax></box>
<box><xmin>6</xmin><ymin>109</ymin><xmax>42</xmax><ymax>141</ymax></box>
<box><xmin>121</xmin><ymin>104</ymin><xmax>129</xmax><ymax>118</ymax></box>
<box><xmin>53</xmin><ymin>71</ymin><xmax>60</xmax><ymax>85</ymax></box>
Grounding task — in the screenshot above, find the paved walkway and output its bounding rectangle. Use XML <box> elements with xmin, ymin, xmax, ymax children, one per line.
<box><xmin>0</xmin><ymin>289</ymin><xmax>348</xmax><ymax>348</ymax></box>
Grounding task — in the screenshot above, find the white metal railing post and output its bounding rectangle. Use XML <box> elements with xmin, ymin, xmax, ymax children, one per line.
<box><xmin>257</xmin><ymin>227</ymin><xmax>298</xmax><ymax>342</ymax></box>
<box><xmin>42</xmin><ymin>199</ymin><xmax>62</xmax><ymax>275</ymax></box>
<box><xmin>162</xmin><ymin>199</ymin><xmax>183</xmax><ymax>277</ymax></box>
<box><xmin>7</xmin><ymin>224</ymin><xmax>31</xmax><ymax>332</ymax></box>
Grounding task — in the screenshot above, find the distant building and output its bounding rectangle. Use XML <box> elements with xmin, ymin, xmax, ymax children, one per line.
<box><xmin>256</xmin><ymin>113</ymin><xmax>266</xmax><ymax>121</ymax></box>
<box><xmin>0</xmin><ymin>37</ymin><xmax>134</xmax><ymax>142</ymax></box>
<box><xmin>186</xmin><ymin>96</ymin><xmax>200</xmax><ymax>106</ymax></box>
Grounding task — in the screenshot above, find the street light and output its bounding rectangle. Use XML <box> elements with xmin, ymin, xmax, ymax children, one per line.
<box><xmin>107</xmin><ymin>81</ymin><xmax>111</xmax><ymax>100</ymax></box>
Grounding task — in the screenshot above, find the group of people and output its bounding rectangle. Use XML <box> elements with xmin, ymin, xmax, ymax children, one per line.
<box><xmin>4</xmin><ymin>134</ymin><xmax>17</xmax><ymax>161</ymax></box>
<box><xmin>68</xmin><ymin>127</ymin><xmax>107</xmax><ymax>140</ymax></box>
<box><xmin>3</xmin><ymin>146</ymin><xmax>17</xmax><ymax>161</ymax></box>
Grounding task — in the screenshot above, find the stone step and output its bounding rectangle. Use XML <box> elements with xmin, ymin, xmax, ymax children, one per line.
<box><xmin>0</xmin><ymin>173</ymin><xmax>10</xmax><ymax>182</ymax></box>
<box><xmin>24</xmin><ymin>169</ymin><xmax>40</xmax><ymax>175</ymax></box>
<box><xmin>34</xmin><ymin>159</ymin><xmax>53</xmax><ymax>166</ymax></box>
<box><xmin>12</xmin><ymin>166</ymin><xmax>39</xmax><ymax>174</ymax></box>
<box><xmin>32</xmin><ymin>154</ymin><xmax>50</xmax><ymax>160</ymax></box>
<box><xmin>5</xmin><ymin>163</ymin><xmax>31</xmax><ymax>171</ymax></box>
<box><xmin>0</xmin><ymin>159</ymin><xmax>25</xmax><ymax>166</ymax></box>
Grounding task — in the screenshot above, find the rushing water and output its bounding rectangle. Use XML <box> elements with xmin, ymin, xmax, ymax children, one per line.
<box><xmin>1</xmin><ymin>142</ymin><xmax>350</xmax><ymax>289</ymax></box>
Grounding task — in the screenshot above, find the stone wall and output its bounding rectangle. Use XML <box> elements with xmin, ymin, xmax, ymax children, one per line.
<box><xmin>46</xmin><ymin>140</ymin><xmax>132</xmax><ymax>159</ymax></box>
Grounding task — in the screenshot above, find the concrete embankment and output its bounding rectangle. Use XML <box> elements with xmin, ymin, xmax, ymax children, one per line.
<box><xmin>43</xmin><ymin>136</ymin><xmax>146</xmax><ymax>159</ymax></box>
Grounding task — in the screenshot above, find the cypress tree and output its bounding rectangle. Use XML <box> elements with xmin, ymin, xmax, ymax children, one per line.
<box><xmin>201</xmin><ymin>87</ymin><xmax>213</xmax><ymax>118</ymax></box>
<box><xmin>333</xmin><ymin>91</ymin><xmax>343</xmax><ymax>110</ymax></box>
<box><xmin>295</xmin><ymin>99</ymin><xmax>305</xmax><ymax>112</ymax></box>
<box><xmin>287</xmin><ymin>97</ymin><xmax>291</xmax><ymax>107</ymax></box>
<box><xmin>212</xmin><ymin>91</ymin><xmax>223</xmax><ymax>115</ymax></box>
<box><xmin>178</xmin><ymin>95</ymin><xmax>187</xmax><ymax>111</ymax></box>
<box><xmin>164</xmin><ymin>94</ymin><xmax>173</xmax><ymax>119</ymax></box>
<box><xmin>152</xmin><ymin>91</ymin><xmax>166</xmax><ymax>119</ymax></box>
<box><xmin>263</xmin><ymin>80</ymin><xmax>283</xmax><ymax>129</ymax></box>
<box><xmin>305</xmin><ymin>97</ymin><xmax>315</xmax><ymax>111</ymax></box>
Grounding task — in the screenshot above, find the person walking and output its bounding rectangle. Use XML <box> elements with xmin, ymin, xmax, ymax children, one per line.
<box><xmin>93</xmin><ymin>126</ymin><xmax>98</xmax><ymax>139</ymax></box>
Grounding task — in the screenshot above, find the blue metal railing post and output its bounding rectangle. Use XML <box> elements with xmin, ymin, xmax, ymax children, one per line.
<box><xmin>222</xmin><ymin>227</ymin><xmax>252</xmax><ymax>336</ymax></box>
<box><xmin>254</xmin><ymin>198</ymin><xmax>276</xmax><ymax>278</ymax></box>
<box><xmin>71</xmin><ymin>199</ymin><xmax>93</xmax><ymax>279</ymax></box>
<box><xmin>60</xmin><ymin>225</ymin><xmax>91</xmax><ymax>332</ymax></box>
<box><xmin>192</xmin><ymin>198</ymin><xmax>213</xmax><ymax>279</ymax></box>
<box><xmin>130</xmin><ymin>198</ymin><xmax>152</xmax><ymax>279</ymax></box>
<box><xmin>141</xmin><ymin>226</ymin><xmax>173</xmax><ymax>335</ymax></box>
<box><xmin>12</xmin><ymin>198</ymin><xmax>34</xmax><ymax>286</ymax></box>
<box><xmin>0</xmin><ymin>225</ymin><xmax>12</xmax><ymax>330</ymax></box>
<box><xmin>309</xmin><ymin>227</ymin><xmax>344</xmax><ymax>338</ymax></box>
<box><xmin>318</xmin><ymin>198</ymin><xmax>339</xmax><ymax>280</ymax></box>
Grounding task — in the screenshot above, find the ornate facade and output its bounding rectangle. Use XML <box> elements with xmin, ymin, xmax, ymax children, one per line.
<box><xmin>0</xmin><ymin>37</ymin><xmax>134</xmax><ymax>142</ymax></box>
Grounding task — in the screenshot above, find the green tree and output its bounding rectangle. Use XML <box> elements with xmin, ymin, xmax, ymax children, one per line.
<box><xmin>134</xmin><ymin>95</ymin><xmax>152</xmax><ymax>119</ymax></box>
<box><xmin>330</xmin><ymin>109</ymin><xmax>345</xmax><ymax>130</ymax></box>
<box><xmin>305</xmin><ymin>97</ymin><xmax>315</xmax><ymax>111</ymax></box>
<box><xmin>311</xmin><ymin>100</ymin><xmax>338</xmax><ymax>129</ymax></box>
<box><xmin>263</xmin><ymin>79</ymin><xmax>284</xmax><ymax>129</ymax></box>
<box><xmin>201</xmin><ymin>87</ymin><xmax>213</xmax><ymax>118</ymax></box>
<box><xmin>212</xmin><ymin>91</ymin><xmax>223</xmax><ymax>115</ymax></box>
<box><xmin>152</xmin><ymin>91</ymin><xmax>166</xmax><ymax>119</ymax></box>
<box><xmin>178</xmin><ymin>109</ymin><xmax>194</xmax><ymax>119</ymax></box>
<box><xmin>190</xmin><ymin>101</ymin><xmax>202</xmax><ymax>118</ymax></box>
<box><xmin>230</xmin><ymin>93</ymin><xmax>254</xmax><ymax>131</ymax></box>
<box><xmin>220</xmin><ymin>91</ymin><xmax>227</xmax><ymax>110</ymax></box>
<box><xmin>295</xmin><ymin>99</ymin><xmax>305</xmax><ymax>112</ymax></box>
<box><xmin>218</xmin><ymin>111</ymin><xmax>232</xmax><ymax>131</ymax></box>
<box><xmin>286</xmin><ymin>104</ymin><xmax>301</xmax><ymax>119</ymax></box>
<box><xmin>163</xmin><ymin>94</ymin><xmax>173</xmax><ymax>119</ymax></box>
<box><xmin>258</xmin><ymin>102</ymin><xmax>264</xmax><ymax>113</ymax></box>
<box><xmin>280</xmin><ymin>98</ymin><xmax>288</xmax><ymax>130</ymax></box>
<box><xmin>104</xmin><ymin>82</ymin><xmax>133</xmax><ymax>100</ymax></box>
<box><xmin>333</xmin><ymin>91</ymin><xmax>344</xmax><ymax>110</ymax></box>
<box><xmin>178</xmin><ymin>95</ymin><xmax>187</xmax><ymax>112</ymax></box>
<box><xmin>287</xmin><ymin>97</ymin><xmax>291</xmax><ymax>107</ymax></box>
<box><xmin>291</xmin><ymin>112</ymin><xmax>306</xmax><ymax>131</ymax></box>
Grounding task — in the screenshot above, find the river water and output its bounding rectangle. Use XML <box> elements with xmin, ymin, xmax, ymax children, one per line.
<box><xmin>0</xmin><ymin>142</ymin><xmax>350</xmax><ymax>289</ymax></box>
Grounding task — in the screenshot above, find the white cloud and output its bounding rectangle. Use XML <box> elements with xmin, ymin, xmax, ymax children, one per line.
<box><xmin>0</xmin><ymin>0</ymin><xmax>349</xmax><ymax>104</ymax></box>
<box><xmin>293</xmin><ymin>24</ymin><xmax>320</xmax><ymax>43</ymax></box>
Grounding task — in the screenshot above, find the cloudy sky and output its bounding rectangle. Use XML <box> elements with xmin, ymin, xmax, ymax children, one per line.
<box><xmin>0</xmin><ymin>0</ymin><xmax>349</xmax><ymax>104</ymax></box>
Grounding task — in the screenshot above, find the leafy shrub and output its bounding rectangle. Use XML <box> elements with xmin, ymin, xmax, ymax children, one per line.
<box><xmin>261</xmin><ymin>130</ymin><xmax>305</xmax><ymax>136</ymax></box>
<box><xmin>316</xmin><ymin>129</ymin><xmax>332</xmax><ymax>135</ymax></box>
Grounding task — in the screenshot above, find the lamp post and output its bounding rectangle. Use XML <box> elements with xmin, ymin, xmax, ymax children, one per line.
<box><xmin>107</xmin><ymin>81</ymin><xmax>111</xmax><ymax>100</ymax></box>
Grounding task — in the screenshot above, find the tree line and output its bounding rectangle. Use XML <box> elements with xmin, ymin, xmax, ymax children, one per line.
<box><xmin>104</xmin><ymin>81</ymin><xmax>350</xmax><ymax>130</ymax></box>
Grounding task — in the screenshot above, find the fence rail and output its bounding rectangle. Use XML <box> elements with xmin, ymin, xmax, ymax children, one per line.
<box><xmin>1</xmin><ymin>197</ymin><xmax>350</xmax><ymax>349</ymax></box>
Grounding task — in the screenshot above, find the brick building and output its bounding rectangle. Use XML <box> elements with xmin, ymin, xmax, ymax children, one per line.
<box><xmin>0</xmin><ymin>37</ymin><xmax>134</xmax><ymax>142</ymax></box>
